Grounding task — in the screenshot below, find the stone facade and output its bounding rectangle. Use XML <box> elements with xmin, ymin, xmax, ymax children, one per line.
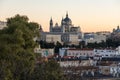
<box><xmin>84</xmin><ymin>32</ymin><xmax>109</xmax><ymax>45</ymax></box>
<box><xmin>40</xmin><ymin>12</ymin><xmax>82</xmax><ymax>45</ymax></box>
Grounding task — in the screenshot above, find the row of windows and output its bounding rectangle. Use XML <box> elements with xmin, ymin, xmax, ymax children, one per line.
<box><xmin>95</xmin><ymin>50</ymin><xmax>115</xmax><ymax>53</ymax></box>
<box><xmin>95</xmin><ymin>54</ymin><xmax>116</xmax><ymax>56</ymax></box>
<box><xmin>67</xmin><ymin>53</ymin><xmax>93</xmax><ymax>56</ymax></box>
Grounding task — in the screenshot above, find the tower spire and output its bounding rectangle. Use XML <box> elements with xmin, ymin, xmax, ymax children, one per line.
<box><xmin>117</xmin><ymin>25</ymin><xmax>119</xmax><ymax>29</ymax></box>
<box><xmin>66</xmin><ymin>11</ymin><xmax>68</xmax><ymax>18</ymax></box>
<box><xmin>50</xmin><ymin>17</ymin><xmax>53</xmax><ymax>22</ymax></box>
<box><xmin>50</xmin><ymin>17</ymin><xmax>53</xmax><ymax>32</ymax></box>
<box><xmin>61</xmin><ymin>17</ymin><xmax>63</xmax><ymax>25</ymax></box>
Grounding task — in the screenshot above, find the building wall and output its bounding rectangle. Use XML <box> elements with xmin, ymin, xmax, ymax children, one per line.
<box><xmin>59</xmin><ymin>48</ymin><xmax>94</xmax><ymax>57</ymax></box>
<box><xmin>94</xmin><ymin>34</ymin><xmax>106</xmax><ymax>43</ymax></box>
<box><xmin>99</xmin><ymin>66</ymin><xmax>110</xmax><ymax>75</ymax></box>
<box><xmin>94</xmin><ymin>49</ymin><xmax>116</xmax><ymax>57</ymax></box>
<box><xmin>84</xmin><ymin>32</ymin><xmax>107</xmax><ymax>44</ymax></box>
<box><xmin>59</xmin><ymin>47</ymin><xmax>120</xmax><ymax>58</ymax></box>
<box><xmin>59</xmin><ymin>48</ymin><xmax>68</xmax><ymax>57</ymax></box>
<box><xmin>34</xmin><ymin>47</ymin><xmax>54</xmax><ymax>57</ymax></box>
<box><xmin>67</xmin><ymin>49</ymin><xmax>94</xmax><ymax>57</ymax></box>
<box><xmin>110</xmin><ymin>66</ymin><xmax>120</xmax><ymax>74</ymax></box>
<box><xmin>118</xmin><ymin>46</ymin><xmax>120</xmax><ymax>55</ymax></box>
<box><xmin>58</xmin><ymin>61</ymin><xmax>80</xmax><ymax>67</ymax></box>
<box><xmin>58</xmin><ymin>60</ymin><xmax>93</xmax><ymax>67</ymax></box>
<box><xmin>41</xmin><ymin>49</ymin><xmax>54</xmax><ymax>57</ymax></box>
<box><xmin>69</xmin><ymin>34</ymin><xmax>79</xmax><ymax>44</ymax></box>
<box><xmin>40</xmin><ymin>32</ymin><xmax>82</xmax><ymax>45</ymax></box>
<box><xmin>46</xmin><ymin>34</ymin><xmax>61</xmax><ymax>43</ymax></box>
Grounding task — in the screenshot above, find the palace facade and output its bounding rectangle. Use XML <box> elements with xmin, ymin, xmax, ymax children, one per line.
<box><xmin>40</xmin><ymin>12</ymin><xmax>82</xmax><ymax>45</ymax></box>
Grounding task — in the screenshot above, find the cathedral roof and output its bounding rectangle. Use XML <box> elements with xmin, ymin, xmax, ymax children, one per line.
<box><xmin>63</xmin><ymin>17</ymin><xmax>71</xmax><ymax>22</ymax></box>
<box><xmin>63</xmin><ymin>12</ymin><xmax>72</xmax><ymax>23</ymax></box>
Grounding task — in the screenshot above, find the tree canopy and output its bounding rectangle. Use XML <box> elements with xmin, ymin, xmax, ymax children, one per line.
<box><xmin>0</xmin><ymin>14</ymin><xmax>66</xmax><ymax>80</ymax></box>
<box><xmin>30</xmin><ymin>60</ymin><xmax>66</xmax><ymax>80</ymax></box>
<box><xmin>0</xmin><ymin>14</ymin><xmax>39</xmax><ymax>80</ymax></box>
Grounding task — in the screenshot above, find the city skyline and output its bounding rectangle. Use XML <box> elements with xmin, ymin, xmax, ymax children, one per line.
<box><xmin>0</xmin><ymin>0</ymin><xmax>120</xmax><ymax>32</ymax></box>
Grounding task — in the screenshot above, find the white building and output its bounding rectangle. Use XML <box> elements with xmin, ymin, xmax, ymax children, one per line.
<box><xmin>59</xmin><ymin>46</ymin><xmax>120</xmax><ymax>58</ymax></box>
<box><xmin>94</xmin><ymin>49</ymin><xmax>116</xmax><ymax>57</ymax></box>
<box><xmin>58</xmin><ymin>60</ymin><xmax>80</xmax><ymax>67</ymax></box>
<box><xmin>84</xmin><ymin>32</ymin><xmax>108</xmax><ymax>45</ymax></box>
<box><xmin>41</xmin><ymin>49</ymin><xmax>54</xmax><ymax>57</ymax></box>
<box><xmin>115</xmin><ymin>46</ymin><xmax>120</xmax><ymax>55</ymax></box>
<box><xmin>110</xmin><ymin>66</ymin><xmax>120</xmax><ymax>77</ymax></box>
<box><xmin>59</xmin><ymin>48</ymin><xmax>69</xmax><ymax>57</ymax></box>
<box><xmin>59</xmin><ymin>60</ymin><xmax>95</xmax><ymax>67</ymax></box>
<box><xmin>34</xmin><ymin>46</ymin><xmax>54</xmax><ymax>57</ymax></box>
<box><xmin>67</xmin><ymin>49</ymin><xmax>94</xmax><ymax>57</ymax></box>
<box><xmin>59</xmin><ymin>48</ymin><xmax>94</xmax><ymax>57</ymax></box>
<box><xmin>45</xmin><ymin>34</ymin><xmax>61</xmax><ymax>43</ymax></box>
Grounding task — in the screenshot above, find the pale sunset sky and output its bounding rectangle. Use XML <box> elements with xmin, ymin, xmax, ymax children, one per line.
<box><xmin>0</xmin><ymin>0</ymin><xmax>120</xmax><ymax>32</ymax></box>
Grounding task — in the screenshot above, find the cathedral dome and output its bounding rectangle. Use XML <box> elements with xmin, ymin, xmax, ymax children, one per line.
<box><xmin>63</xmin><ymin>17</ymin><xmax>72</xmax><ymax>23</ymax></box>
<box><xmin>62</xmin><ymin>12</ymin><xmax>72</xmax><ymax>25</ymax></box>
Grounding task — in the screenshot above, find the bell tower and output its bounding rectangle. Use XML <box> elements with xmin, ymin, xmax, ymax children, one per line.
<box><xmin>50</xmin><ymin>17</ymin><xmax>53</xmax><ymax>32</ymax></box>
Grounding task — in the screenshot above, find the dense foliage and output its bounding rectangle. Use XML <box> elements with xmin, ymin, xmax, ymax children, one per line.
<box><xmin>0</xmin><ymin>14</ymin><xmax>65</xmax><ymax>80</ymax></box>
<box><xmin>39</xmin><ymin>38</ymin><xmax>120</xmax><ymax>54</ymax></box>
<box><xmin>30</xmin><ymin>60</ymin><xmax>65</xmax><ymax>80</ymax></box>
<box><xmin>0</xmin><ymin>14</ymin><xmax>39</xmax><ymax>80</ymax></box>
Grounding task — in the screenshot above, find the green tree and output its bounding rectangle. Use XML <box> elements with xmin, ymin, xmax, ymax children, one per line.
<box><xmin>54</xmin><ymin>41</ymin><xmax>62</xmax><ymax>54</ymax></box>
<box><xmin>78</xmin><ymin>40</ymin><xmax>86</xmax><ymax>49</ymax></box>
<box><xmin>106</xmin><ymin>38</ymin><xmax>120</xmax><ymax>48</ymax></box>
<box><xmin>0</xmin><ymin>14</ymin><xmax>39</xmax><ymax>80</ymax></box>
<box><xmin>30</xmin><ymin>60</ymin><xmax>66</xmax><ymax>80</ymax></box>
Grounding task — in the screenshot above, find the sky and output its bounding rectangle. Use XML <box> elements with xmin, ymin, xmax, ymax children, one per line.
<box><xmin>0</xmin><ymin>0</ymin><xmax>120</xmax><ymax>32</ymax></box>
